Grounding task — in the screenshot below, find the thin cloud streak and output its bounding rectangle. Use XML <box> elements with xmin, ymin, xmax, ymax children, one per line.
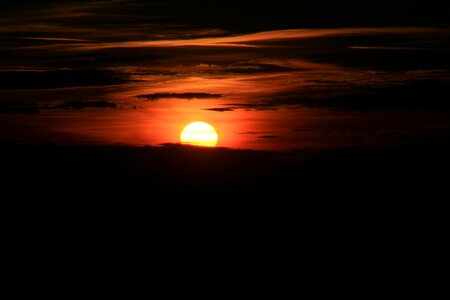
<box><xmin>22</xmin><ymin>37</ymin><xmax>94</xmax><ymax>42</ymax></box>
<box><xmin>16</xmin><ymin>27</ymin><xmax>449</xmax><ymax>51</ymax></box>
<box><xmin>350</xmin><ymin>46</ymin><xmax>450</xmax><ymax>51</ymax></box>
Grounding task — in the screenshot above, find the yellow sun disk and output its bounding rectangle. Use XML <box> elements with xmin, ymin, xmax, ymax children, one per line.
<box><xmin>180</xmin><ymin>122</ymin><xmax>218</xmax><ymax>147</ymax></box>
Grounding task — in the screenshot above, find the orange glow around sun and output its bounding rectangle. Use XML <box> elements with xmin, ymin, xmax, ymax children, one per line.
<box><xmin>180</xmin><ymin>122</ymin><xmax>218</xmax><ymax>147</ymax></box>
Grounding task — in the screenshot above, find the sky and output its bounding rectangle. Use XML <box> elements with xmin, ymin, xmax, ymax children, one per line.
<box><xmin>1</xmin><ymin>0</ymin><xmax>449</xmax><ymax>151</ymax></box>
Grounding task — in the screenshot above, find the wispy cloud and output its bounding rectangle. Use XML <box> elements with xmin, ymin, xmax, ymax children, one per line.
<box><xmin>350</xmin><ymin>46</ymin><xmax>450</xmax><ymax>51</ymax></box>
<box><xmin>67</xmin><ymin>27</ymin><xmax>450</xmax><ymax>50</ymax></box>
<box><xmin>13</xmin><ymin>27</ymin><xmax>449</xmax><ymax>52</ymax></box>
<box><xmin>21</xmin><ymin>37</ymin><xmax>94</xmax><ymax>42</ymax></box>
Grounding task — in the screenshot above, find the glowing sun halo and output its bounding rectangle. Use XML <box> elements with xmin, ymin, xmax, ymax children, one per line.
<box><xmin>180</xmin><ymin>122</ymin><xmax>218</xmax><ymax>147</ymax></box>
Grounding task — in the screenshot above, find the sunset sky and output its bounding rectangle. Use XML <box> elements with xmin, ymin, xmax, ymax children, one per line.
<box><xmin>1</xmin><ymin>1</ymin><xmax>450</xmax><ymax>190</ymax></box>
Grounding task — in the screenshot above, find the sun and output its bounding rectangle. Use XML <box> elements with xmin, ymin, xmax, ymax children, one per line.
<box><xmin>180</xmin><ymin>122</ymin><xmax>218</xmax><ymax>147</ymax></box>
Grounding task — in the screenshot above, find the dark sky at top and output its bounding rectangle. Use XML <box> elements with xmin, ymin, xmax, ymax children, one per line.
<box><xmin>2</xmin><ymin>0</ymin><xmax>448</xmax><ymax>31</ymax></box>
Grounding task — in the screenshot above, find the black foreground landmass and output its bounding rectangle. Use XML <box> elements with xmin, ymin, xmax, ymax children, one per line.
<box><xmin>1</xmin><ymin>140</ymin><xmax>447</xmax><ymax>261</ymax></box>
<box><xmin>1</xmin><ymin>139</ymin><xmax>449</xmax><ymax>197</ymax></box>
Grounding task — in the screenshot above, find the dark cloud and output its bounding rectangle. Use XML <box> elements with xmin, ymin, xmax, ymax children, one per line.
<box><xmin>294</xmin><ymin>128</ymin><xmax>317</xmax><ymax>132</ymax></box>
<box><xmin>221</xmin><ymin>103</ymin><xmax>275</xmax><ymax>111</ymax></box>
<box><xmin>298</xmin><ymin>80</ymin><xmax>450</xmax><ymax>111</ymax></box>
<box><xmin>192</xmin><ymin>62</ymin><xmax>298</xmax><ymax>75</ymax></box>
<box><xmin>239</xmin><ymin>131</ymin><xmax>277</xmax><ymax>136</ymax></box>
<box><xmin>136</xmin><ymin>93</ymin><xmax>222</xmax><ymax>101</ymax></box>
<box><xmin>223</xmin><ymin>63</ymin><xmax>296</xmax><ymax>74</ymax></box>
<box><xmin>258</xmin><ymin>135</ymin><xmax>279</xmax><ymax>139</ymax></box>
<box><xmin>0</xmin><ymin>100</ymin><xmax>117</xmax><ymax>114</ymax></box>
<box><xmin>203</xmin><ymin>107</ymin><xmax>234</xmax><ymax>112</ymax></box>
<box><xmin>219</xmin><ymin>79</ymin><xmax>450</xmax><ymax>111</ymax></box>
<box><xmin>0</xmin><ymin>70</ymin><xmax>129</xmax><ymax>90</ymax></box>
<box><xmin>0</xmin><ymin>105</ymin><xmax>39</xmax><ymax>114</ymax></box>
<box><xmin>48</xmin><ymin>100</ymin><xmax>117</xmax><ymax>110</ymax></box>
